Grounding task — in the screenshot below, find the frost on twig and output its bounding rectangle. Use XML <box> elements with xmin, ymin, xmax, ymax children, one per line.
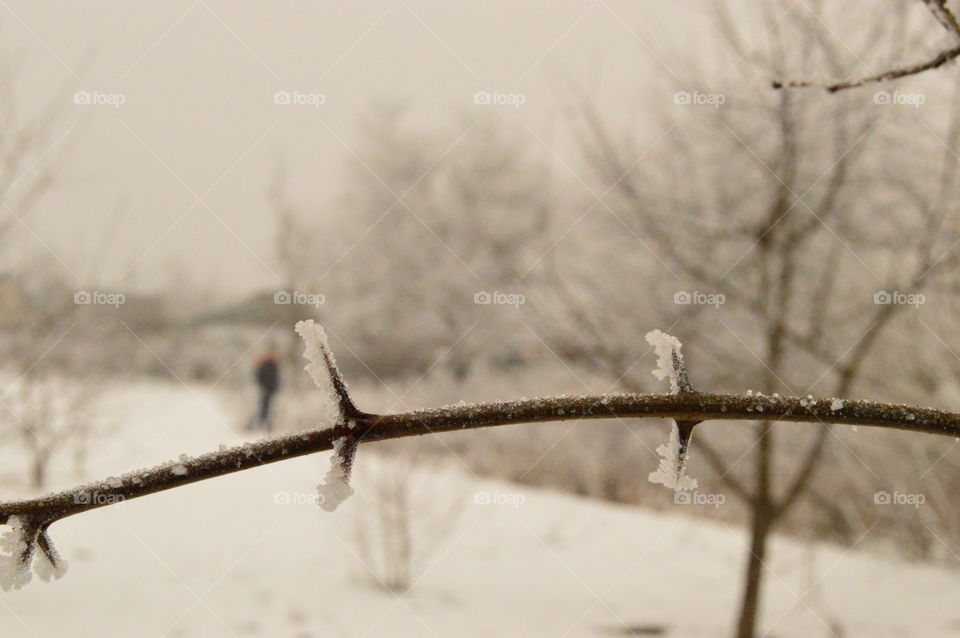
<box><xmin>317</xmin><ymin>436</ymin><xmax>358</xmax><ymax>512</ymax></box>
<box><xmin>648</xmin><ymin>423</ymin><xmax>699</xmax><ymax>491</ymax></box>
<box><xmin>646</xmin><ymin>329</ymin><xmax>693</xmax><ymax>394</ymax></box>
<box><xmin>0</xmin><ymin>516</ymin><xmax>68</xmax><ymax>592</ymax></box>
<box><xmin>294</xmin><ymin>319</ymin><xmax>360</xmax><ymax>427</ymax></box>
<box><xmin>645</xmin><ymin>329</ymin><xmax>700</xmax><ymax>492</ymax></box>
<box><xmin>295</xmin><ymin>320</ymin><xmax>361</xmax><ymax>512</ymax></box>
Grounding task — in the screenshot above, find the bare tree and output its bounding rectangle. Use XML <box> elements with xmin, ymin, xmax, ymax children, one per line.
<box><xmin>538</xmin><ymin>3</ymin><xmax>960</xmax><ymax>636</ymax></box>
<box><xmin>0</xmin><ymin>373</ymin><xmax>103</xmax><ymax>489</ymax></box>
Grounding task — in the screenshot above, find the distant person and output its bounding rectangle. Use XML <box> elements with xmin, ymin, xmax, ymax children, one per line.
<box><xmin>252</xmin><ymin>344</ymin><xmax>282</xmax><ymax>432</ymax></box>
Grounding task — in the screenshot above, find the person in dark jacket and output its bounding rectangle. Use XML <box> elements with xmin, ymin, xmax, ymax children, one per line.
<box><xmin>252</xmin><ymin>345</ymin><xmax>282</xmax><ymax>432</ymax></box>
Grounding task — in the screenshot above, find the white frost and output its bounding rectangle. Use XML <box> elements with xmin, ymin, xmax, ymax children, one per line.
<box><xmin>317</xmin><ymin>436</ymin><xmax>354</xmax><ymax>512</ymax></box>
<box><xmin>33</xmin><ymin>545</ymin><xmax>67</xmax><ymax>583</ymax></box>
<box><xmin>830</xmin><ymin>398</ymin><xmax>844</xmax><ymax>411</ymax></box>
<box><xmin>295</xmin><ymin>319</ymin><xmax>346</xmax><ymax>427</ymax></box>
<box><xmin>645</xmin><ymin>329</ymin><xmax>684</xmax><ymax>393</ymax></box>
<box><xmin>648</xmin><ymin>423</ymin><xmax>698</xmax><ymax>492</ymax></box>
<box><xmin>0</xmin><ymin>516</ymin><xmax>32</xmax><ymax>591</ymax></box>
<box><xmin>0</xmin><ymin>516</ymin><xmax>68</xmax><ymax>591</ymax></box>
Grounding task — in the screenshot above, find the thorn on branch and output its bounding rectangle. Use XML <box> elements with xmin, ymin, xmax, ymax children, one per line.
<box><xmin>295</xmin><ymin>320</ymin><xmax>362</xmax><ymax>512</ymax></box>
<box><xmin>0</xmin><ymin>516</ymin><xmax>68</xmax><ymax>591</ymax></box>
<box><xmin>317</xmin><ymin>436</ymin><xmax>358</xmax><ymax>512</ymax></box>
<box><xmin>645</xmin><ymin>329</ymin><xmax>700</xmax><ymax>492</ymax></box>
<box><xmin>294</xmin><ymin>320</ymin><xmax>362</xmax><ymax>424</ymax></box>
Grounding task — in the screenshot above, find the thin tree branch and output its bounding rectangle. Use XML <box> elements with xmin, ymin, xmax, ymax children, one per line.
<box><xmin>774</xmin><ymin>0</ymin><xmax>960</xmax><ymax>91</ymax></box>
<box><xmin>2</xmin><ymin>391</ymin><xmax>958</xmax><ymax>527</ymax></box>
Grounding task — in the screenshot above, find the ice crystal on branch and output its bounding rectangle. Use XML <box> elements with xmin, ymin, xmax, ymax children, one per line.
<box><xmin>295</xmin><ymin>320</ymin><xmax>361</xmax><ymax>512</ymax></box>
<box><xmin>295</xmin><ymin>319</ymin><xmax>356</xmax><ymax>427</ymax></box>
<box><xmin>645</xmin><ymin>329</ymin><xmax>690</xmax><ymax>393</ymax></box>
<box><xmin>0</xmin><ymin>516</ymin><xmax>67</xmax><ymax>592</ymax></box>
<box><xmin>648</xmin><ymin>423</ymin><xmax>699</xmax><ymax>491</ymax></box>
<box><xmin>645</xmin><ymin>329</ymin><xmax>699</xmax><ymax>492</ymax></box>
<box><xmin>317</xmin><ymin>436</ymin><xmax>357</xmax><ymax>512</ymax></box>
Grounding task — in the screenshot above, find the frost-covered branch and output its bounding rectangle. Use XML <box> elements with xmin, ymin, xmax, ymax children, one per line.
<box><xmin>645</xmin><ymin>330</ymin><xmax>700</xmax><ymax>491</ymax></box>
<box><xmin>294</xmin><ymin>320</ymin><xmax>361</xmax><ymax>511</ymax></box>
<box><xmin>3</xmin><ymin>325</ymin><xmax>960</xmax><ymax>588</ymax></box>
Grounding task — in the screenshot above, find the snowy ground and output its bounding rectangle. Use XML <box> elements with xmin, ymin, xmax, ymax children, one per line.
<box><xmin>1</xmin><ymin>380</ymin><xmax>958</xmax><ymax>638</ymax></box>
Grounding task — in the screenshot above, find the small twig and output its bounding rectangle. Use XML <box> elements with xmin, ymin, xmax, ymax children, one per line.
<box><xmin>774</xmin><ymin>46</ymin><xmax>960</xmax><ymax>92</ymax></box>
<box><xmin>923</xmin><ymin>0</ymin><xmax>960</xmax><ymax>38</ymax></box>
<box><xmin>774</xmin><ymin>0</ymin><xmax>960</xmax><ymax>91</ymax></box>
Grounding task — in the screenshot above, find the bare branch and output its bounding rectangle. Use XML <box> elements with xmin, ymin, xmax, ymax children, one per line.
<box><xmin>774</xmin><ymin>0</ymin><xmax>960</xmax><ymax>91</ymax></box>
<box><xmin>923</xmin><ymin>0</ymin><xmax>960</xmax><ymax>37</ymax></box>
<box><xmin>1</xmin><ymin>392</ymin><xmax>957</xmax><ymax>528</ymax></box>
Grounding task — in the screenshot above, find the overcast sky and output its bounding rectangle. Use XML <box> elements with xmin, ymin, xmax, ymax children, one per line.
<box><xmin>0</xmin><ymin>0</ymin><xmax>736</xmax><ymax>297</ymax></box>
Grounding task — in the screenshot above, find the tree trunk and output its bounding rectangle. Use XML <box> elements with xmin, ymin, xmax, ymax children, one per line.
<box><xmin>735</xmin><ymin>505</ymin><xmax>773</xmax><ymax>638</ymax></box>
